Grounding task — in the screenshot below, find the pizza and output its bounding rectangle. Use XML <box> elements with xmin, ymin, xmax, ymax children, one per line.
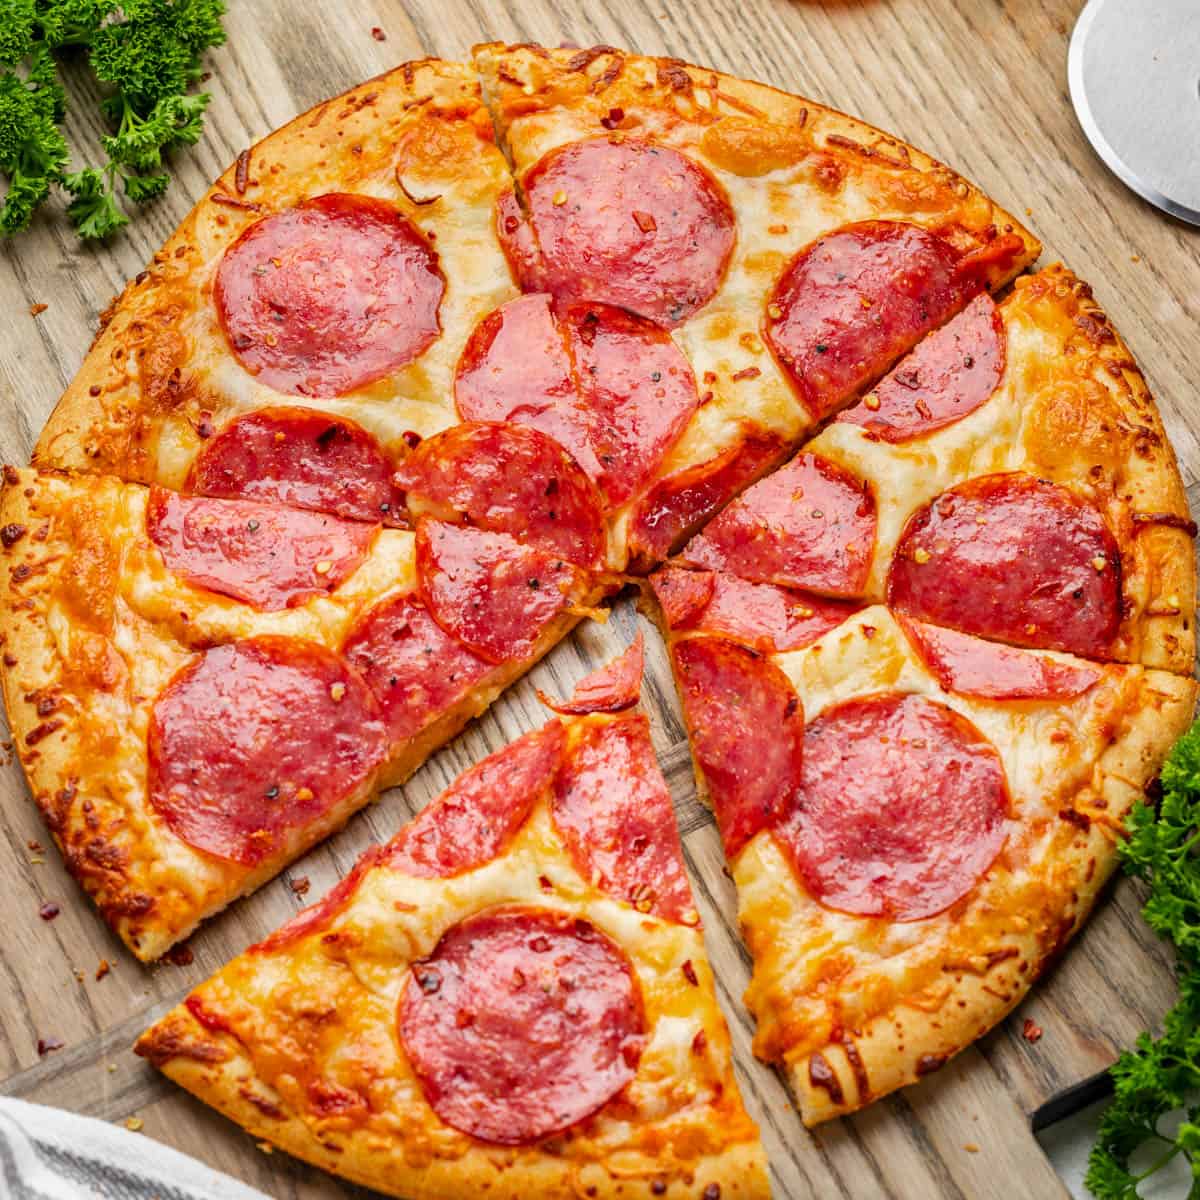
<box><xmin>0</xmin><ymin>34</ymin><xmax>1192</xmax><ymax>1174</ymax></box>
<box><xmin>136</xmin><ymin>640</ymin><xmax>771</xmax><ymax>1200</ymax></box>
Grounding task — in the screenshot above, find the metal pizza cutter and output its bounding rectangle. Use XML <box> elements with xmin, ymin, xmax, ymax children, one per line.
<box><xmin>1069</xmin><ymin>0</ymin><xmax>1200</xmax><ymax>226</ymax></box>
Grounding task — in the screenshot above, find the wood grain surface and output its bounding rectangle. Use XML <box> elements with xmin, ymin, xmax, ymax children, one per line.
<box><xmin>0</xmin><ymin>1</ymin><xmax>1196</xmax><ymax>1197</ymax></box>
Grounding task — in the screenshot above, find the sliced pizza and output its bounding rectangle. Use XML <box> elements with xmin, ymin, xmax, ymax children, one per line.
<box><xmin>643</xmin><ymin>591</ymin><xmax>1196</xmax><ymax>1125</ymax></box>
<box><xmin>472</xmin><ymin>42</ymin><xmax>1041</xmax><ymax>565</ymax></box>
<box><xmin>0</xmin><ymin>463</ymin><xmax>611</xmax><ymax>959</ymax></box>
<box><xmin>136</xmin><ymin>640</ymin><xmax>770</xmax><ymax>1200</ymax></box>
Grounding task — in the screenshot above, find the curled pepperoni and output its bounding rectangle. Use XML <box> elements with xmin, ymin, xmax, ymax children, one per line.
<box><xmin>673</xmin><ymin>638</ymin><xmax>804</xmax><ymax>859</ymax></box>
<box><xmin>214</xmin><ymin>193</ymin><xmax>444</xmax><ymax>397</ymax></box>
<box><xmin>399</xmin><ymin>907</ymin><xmax>644</xmax><ymax>1144</ymax></box>
<box><xmin>682</xmin><ymin>453</ymin><xmax>876</xmax><ymax>597</ymax></box>
<box><xmin>455</xmin><ymin>295</ymin><xmax>698</xmax><ymax>508</ymax></box>
<box><xmin>520</xmin><ymin>137</ymin><xmax>735</xmax><ymax>326</ymax></box>
<box><xmin>838</xmin><ymin>294</ymin><xmax>1006</xmax><ymax>442</ymax></box>
<box><xmin>147</xmin><ymin>488</ymin><xmax>375</xmax><ymax>611</ymax></box>
<box><xmin>776</xmin><ymin>693</ymin><xmax>1009</xmax><ymax>921</ymax></box>
<box><xmin>540</xmin><ymin>633</ymin><xmax>644</xmax><ymax>715</ymax></box>
<box><xmin>495</xmin><ymin>188</ymin><xmax>548</xmax><ymax>291</ymax></box>
<box><xmin>393</xmin><ymin>421</ymin><xmax>606</xmax><ymax>568</ymax></box>
<box><xmin>553</xmin><ymin>713</ymin><xmax>693</xmax><ymax>923</ymax></box>
<box><xmin>388</xmin><ymin>723</ymin><xmax>565</xmax><ymax>878</ymax></box>
<box><xmin>650</xmin><ymin>566</ymin><xmax>860</xmax><ymax>654</ymax></box>
<box><xmin>625</xmin><ymin>428</ymin><xmax>786</xmax><ymax>572</ymax></box>
<box><xmin>888</xmin><ymin>473</ymin><xmax>1121</xmax><ymax>657</ymax></box>
<box><xmin>415</xmin><ymin>519</ymin><xmax>586</xmax><ymax>664</ymax></box>
<box><xmin>148</xmin><ymin>638</ymin><xmax>386</xmax><ymax>866</ymax></box>
<box><xmin>765</xmin><ymin>220</ymin><xmax>975</xmax><ymax>420</ymax></box>
<box><xmin>900</xmin><ymin>618</ymin><xmax>1101</xmax><ymax>700</ymax></box>
<box><xmin>342</xmin><ymin>594</ymin><xmax>491</xmax><ymax>745</ymax></box>
<box><xmin>189</xmin><ymin>408</ymin><xmax>403</xmax><ymax>524</ymax></box>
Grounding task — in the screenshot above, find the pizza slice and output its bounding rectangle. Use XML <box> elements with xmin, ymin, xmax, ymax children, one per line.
<box><xmin>135</xmin><ymin>640</ymin><xmax>770</xmax><ymax>1200</ymax></box>
<box><xmin>0</xmin><ymin>454</ymin><xmax>613</xmax><ymax>959</ymax></box>
<box><xmin>472</xmin><ymin>42</ymin><xmax>1041</xmax><ymax>565</ymax></box>
<box><xmin>34</xmin><ymin>59</ymin><xmax>519</xmax><ymax>489</ymax></box>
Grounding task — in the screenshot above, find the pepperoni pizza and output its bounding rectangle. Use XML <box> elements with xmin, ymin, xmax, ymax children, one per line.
<box><xmin>136</xmin><ymin>642</ymin><xmax>770</xmax><ymax>1200</ymax></box>
<box><xmin>0</xmin><ymin>36</ymin><xmax>1192</xmax><ymax>1161</ymax></box>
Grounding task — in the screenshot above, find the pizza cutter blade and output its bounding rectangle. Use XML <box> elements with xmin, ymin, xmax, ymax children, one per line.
<box><xmin>1068</xmin><ymin>0</ymin><xmax>1200</xmax><ymax>226</ymax></box>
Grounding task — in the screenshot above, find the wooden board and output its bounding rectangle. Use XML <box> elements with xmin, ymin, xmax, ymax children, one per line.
<box><xmin>0</xmin><ymin>0</ymin><xmax>1196</xmax><ymax>1196</ymax></box>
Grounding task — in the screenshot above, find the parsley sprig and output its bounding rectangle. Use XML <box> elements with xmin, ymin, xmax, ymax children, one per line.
<box><xmin>1086</xmin><ymin>719</ymin><xmax>1200</xmax><ymax>1196</ymax></box>
<box><xmin>0</xmin><ymin>0</ymin><xmax>225</xmax><ymax>239</ymax></box>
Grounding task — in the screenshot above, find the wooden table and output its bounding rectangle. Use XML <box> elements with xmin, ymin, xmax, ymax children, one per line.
<box><xmin>1</xmin><ymin>1</ymin><xmax>1196</xmax><ymax>1196</ymax></box>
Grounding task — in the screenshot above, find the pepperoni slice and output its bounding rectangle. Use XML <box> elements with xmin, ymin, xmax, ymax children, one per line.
<box><xmin>189</xmin><ymin>408</ymin><xmax>403</xmax><ymax>525</ymax></box>
<box><xmin>838</xmin><ymin>294</ymin><xmax>1006</xmax><ymax>442</ymax></box>
<box><xmin>252</xmin><ymin>845</ymin><xmax>386</xmax><ymax>954</ymax></box>
<box><xmin>540</xmin><ymin>634</ymin><xmax>644</xmax><ymax>716</ymax></box>
<box><xmin>342</xmin><ymin>594</ymin><xmax>491</xmax><ymax>745</ymax></box>
<box><xmin>552</xmin><ymin>714</ymin><xmax>693</xmax><ymax>923</ymax></box>
<box><xmin>388</xmin><ymin>723</ymin><xmax>564</xmax><ymax>878</ymax></box>
<box><xmin>214</xmin><ymin>193</ymin><xmax>444</xmax><ymax>397</ymax></box>
<box><xmin>682</xmin><ymin>453</ymin><xmax>876</xmax><ymax>597</ymax></box>
<box><xmin>455</xmin><ymin>295</ymin><xmax>699</xmax><ymax>508</ymax></box>
<box><xmin>415</xmin><ymin>519</ymin><xmax>586</xmax><ymax>664</ymax></box>
<box><xmin>626</xmin><ymin>429</ymin><xmax>786</xmax><ymax>572</ymax></box>
<box><xmin>520</xmin><ymin>137</ymin><xmax>736</xmax><ymax>326</ymax></box>
<box><xmin>888</xmin><ymin>473</ymin><xmax>1121</xmax><ymax>657</ymax></box>
<box><xmin>393</xmin><ymin>421</ymin><xmax>606</xmax><ymax>568</ymax></box>
<box><xmin>901</xmin><ymin>618</ymin><xmax>1102</xmax><ymax>700</ymax></box>
<box><xmin>776</xmin><ymin>693</ymin><xmax>1009</xmax><ymax>921</ymax></box>
<box><xmin>765</xmin><ymin>221</ymin><xmax>975</xmax><ymax>420</ymax></box>
<box><xmin>673</xmin><ymin>638</ymin><xmax>804</xmax><ymax>859</ymax></box>
<box><xmin>147</xmin><ymin>488</ymin><xmax>375</xmax><ymax>611</ymax></box>
<box><xmin>148</xmin><ymin>638</ymin><xmax>386</xmax><ymax>866</ymax></box>
<box><xmin>650</xmin><ymin>566</ymin><xmax>860</xmax><ymax>653</ymax></box>
<box><xmin>399</xmin><ymin>907</ymin><xmax>644</xmax><ymax>1144</ymax></box>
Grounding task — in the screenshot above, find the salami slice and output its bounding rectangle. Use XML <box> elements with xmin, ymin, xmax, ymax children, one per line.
<box><xmin>398</xmin><ymin>906</ymin><xmax>644</xmax><ymax>1145</ymax></box>
<box><xmin>651</xmin><ymin>566</ymin><xmax>860</xmax><ymax>653</ymax></box>
<box><xmin>148</xmin><ymin>638</ymin><xmax>386</xmax><ymax>866</ymax></box>
<box><xmin>673</xmin><ymin>637</ymin><xmax>804</xmax><ymax>859</ymax></box>
<box><xmin>552</xmin><ymin>713</ymin><xmax>693</xmax><ymax>923</ymax></box>
<box><xmin>765</xmin><ymin>221</ymin><xmax>975</xmax><ymax>420</ymax></box>
<box><xmin>189</xmin><ymin>407</ymin><xmax>403</xmax><ymax>524</ymax></box>
<box><xmin>456</xmin><ymin>295</ymin><xmax>698</xmax><ymax>508</ymax></box>
<box><xmin>682</xmin><ymin>453</ymin><xmax>876</xmax><ymax>597</ymax></box>
<box><xmin>415</xmin><ymin>519</ymin><xmax>586</xmax><ymax>664</ymax></box>
<box><xmin>900</xmin><ymin>618</ymin><xmax>1102</xmax><ymax>700</ymax></box>
<box><xmin>214</xmin><ymin>193</ymin><xmax>444</xmax><ymax>397</ymax></box>
<box><xmin>626</xmin><ymin>429</ymin><xmax>786</xmax><ymax>572</ymax></box>
<box><xmin>388</xmin><ymin>723</ymin><xmax>565</xmax><ymax>878</ymax></box>
<box><xmin>393</xmin><ymin>421</ymin><xmax>606</xmax><ymax>568</ymax></box>
<box><xmin>540</xmin><ymin>633</ymin><xmax>644</xmax><ymax>715</ymax></box>
<box><xmin>776</xmin><ymin>693</ymin><xmax>1009</xmax><ymax>921</ymax></box>
<box><xmin>147</xmin><ymin>488</ymin><xmax>375</xmax><ymax>611</ymax></box>
<box><xmin>888</xmin><ymin>473</ymin><xmax>1121</xmax><ymax>657</ymax></box>
<box><xmin>342</xmin><ymin>594</ymin><xmax>491</xmax><ymax>745</ymax></box>
<box><xmin>520</xmin><ymin>137</ymin><xmax>736</xmax><ymax>326</ymax></box>
<box><xmin>837</xmin><ymin>294</ymin><xmax>1006</xmax><ymax>442</ymax></box>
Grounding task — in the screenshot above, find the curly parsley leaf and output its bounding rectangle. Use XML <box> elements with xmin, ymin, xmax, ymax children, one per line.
<box><xmin>0</xmin><ymin>0</ymin><xmax>225</xmax><ymax>239</ymax></box>
<box><xmin>1086</xmin><ymin>719</ymin><xmax>1200</xmax><ymax>1197</ymax></box>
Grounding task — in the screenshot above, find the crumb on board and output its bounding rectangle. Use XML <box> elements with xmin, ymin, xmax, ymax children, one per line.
<box><xmin>124</xmin><ymin>1116</ymin><xmax>144</xmax><ymax>1133</ymax></box>
<box><xmin>95</xmin><ymin>958</ymin><xmax>111</xmax><ymax>980</ymax></box>
<box><xmin>1022</xmin><ymin>1018</ymin><xmax>1043</xmax><ymax>1043</ymax></box>
<box><xmin>29</xmin><ymin>303</ymin><xmax>47</xmax><ymax>317</ymax></box>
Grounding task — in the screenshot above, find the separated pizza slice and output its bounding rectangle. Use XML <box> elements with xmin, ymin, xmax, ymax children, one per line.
<box><xmin>472</xmin><ymin>42</ymin><xmax>1040</xmax><ymax>566</ymax></box>
<box><xmin>34</xmin><ymin>59</ymin><xmax>519</xmax><ymax>490</ymax></box>
<box><xmin>643</xmin><ymin>588</ymin><xmax>1195</xmax><ymax>1125</ymax></box>
<box><xmin>798</xmin><ymin>263</ymin><xmax>1196</xmax><ymax>672</ymax></box>
<box><xmin>135</xmin><ymin>640</ymin><xmax>770</xmax><ymax>1200</ymax></box>
<box><xmin>0</xmin><ymin>459</ymin><xmax>615</xmax><ymax>959</ymax></box>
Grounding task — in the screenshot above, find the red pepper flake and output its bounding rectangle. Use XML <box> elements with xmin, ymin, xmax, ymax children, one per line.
<box><xmin>600</xmin><ymin>107</ymin><xmax>625</xmax><ymax>129</ymax></box>
<box><xmin>538</xmin><ymin>874</ymin><xmax>554</xmax><ymax>892</ymax></box>
<box><xmin>401</xmin><ymin>430</ymin><xmax>422</xmax><ymax>449</ymax></box>
<box><xmin>37</xmin><ymin>1036</ymin><xmax>64</xmax><ymax>1057</ymax></box>
<box><xmin>699</xmin><ymin>390</ymin><xmax>714</xmax><ymax>406</ymax></box>
<box><xmin>692</xmin><ymin>1029</ymin><xmax>708</xmax><ymax>1055</ymax></box>
<box><xmin>731</xmin><ymin>366</ymin><xmax>762</xmax><ymax>382</ymax></box>
<box><xmin>681</xmin><ymin>959</ymin><xmax>698</xmax><ymax>986</ymax></box>
<box><xmin>26</xmin><ymin>839</ymin><xmax>43</xmax><ymax>853</ymax></box>
<box><xmin>29</xmin><ymin>303</ymin><xmax>47</xmax><ymax>317</ymax></box>
<box><xmin>371</xmin><ymin>26</ymin><xmax>386</xmax><ymax>40</ymax></box>
<box><xmin>88</xmin><ymin>384</ymin><xmax>102</xmax><ymax>397</ymax></box>
<box><xmin>702</xmin><ymin>1184</ymin><xmax>721</xmax><ymax>1200</ymax></box>
<box><xmin>290</xmin><ymin>876</ymin><xmax>311</xmax><ymax>897</ymax></box>
<box><xmin>1022</xmin><ymin>1018</ymin><xmax>1043</xmax><ymax>1043</ymax></box>
<box><xmin>95</xmin><ymin>958</ymin><xmax>111</xmax><ymax>980</ymax></box>
<box><xmin>632</xmin><ymin>209</ymin><xmax>657</xmax><ymax>233</ymax></box>
<box><xmin>166</xmin><ymin>944</ymin><xmax>194</xmax><ymax>967</ymax></box>
<box><xmin>38</xmin><ymin>901</ymin><xmax>59</xmax><ymax>921</ymax></box>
